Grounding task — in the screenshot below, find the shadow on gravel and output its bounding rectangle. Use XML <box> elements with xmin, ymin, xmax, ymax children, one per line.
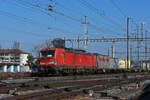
<box><xmin>135</xmin><ymin>84</ymin><xmax>150</xmax><ymax>100</ymax></box>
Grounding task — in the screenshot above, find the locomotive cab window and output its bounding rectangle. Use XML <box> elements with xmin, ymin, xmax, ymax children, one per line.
<box><xmin>40</xmin><ymin>50</ymin><xmax>55</xmax><ymax>58</ymax></box>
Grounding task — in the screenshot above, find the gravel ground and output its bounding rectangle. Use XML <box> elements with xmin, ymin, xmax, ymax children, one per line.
<box><xmin>0</xmin><ymin>94</ymin><xmax>13</xmax><ymax>99</ymax></box>
<box><xmin>70</xmin><ymin>80</ymin><xmax>149</xmax><ymax>100</ymax></box>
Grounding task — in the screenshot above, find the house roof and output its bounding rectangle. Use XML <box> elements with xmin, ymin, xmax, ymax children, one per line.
<box><xmin>0</xmin><ymin>49</ymin><xmax>29</xmax><ymax>54</ymax></box>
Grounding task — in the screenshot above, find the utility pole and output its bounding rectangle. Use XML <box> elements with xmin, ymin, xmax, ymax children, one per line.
<box><xmin>64</xmin><ymin>37</ymin><xmax>66</xmax><ymax>48</ymax></box>
<box><xmin>149</xmin><ymin>48</ymin><xmax>150</xmax><ymax>60</ymax></box>
<box><xmin>77</xmin><ymin>36</ymin><xmax>80</xmax><ymax>49</ymax></box>
<box><xmin>130</xmin><ymin>46</ymin><xmax>132</xmax><ymax>61</ymax></box>
<box><xmin>64</xmin><ymin>37</ymin><xmax>74</xmax><ymax>48</ymax></box>
<box><xmin>71</xmin><ymin>40</ymin><xmax>73</xmax><ymax>48</ymax></box>
<box><xmin>141</xmin><ymin>23</ymin><xmax>143</xmax><ymax>40</ymax></box>
<box><xmin>64</xmin><ymin>37</ymin><xmax>66</xmax><ymax>41</ymax></box>
<box><xmin>82</xmin><ymin>16</ymin><xmax>88</xmax><ymax>47</ymax></box>
<box><xmin>145</xmin><ymin>30</ymin><xmax>148</xmax><ymax>64</ymax></box>
<box><xmin>140</xmin><ymin>22</ymin><xmax>146</xmax><ymax>61</ymax></box>
<box><xmin>141</xmin><ymin>22</ymin><xmax>146</xmax><ymax>40</ymax></box>
<box><xmin>137</xmin><ymin>25</ymin><xmax>140</xmax><ymax>61</ymax></box>
<box><xmin>127</xmin><ymin>17</ymin><xmax>129</xmax><ymax>70</ymax></box>
<box><xmin>108</xmin><ymin>47</ymin><xmax>110</xmax><ymax>56</ymax></box>
<box><xmin>112</xmin><ymin>42</ymin><xmax>115</xmax><ymax>58</ymax></box>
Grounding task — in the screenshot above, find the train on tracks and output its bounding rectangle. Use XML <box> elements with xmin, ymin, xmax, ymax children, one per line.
<box><xmin>38</xmin><ymin>39</ymin><xmax>150</xmax><ymax>75</ymax></box>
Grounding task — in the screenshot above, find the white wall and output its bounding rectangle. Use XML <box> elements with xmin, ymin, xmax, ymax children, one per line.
<box><xmin>20</xmin><ymin>54</ymin><xmax>29</xmax><ymax>66</ymax></box>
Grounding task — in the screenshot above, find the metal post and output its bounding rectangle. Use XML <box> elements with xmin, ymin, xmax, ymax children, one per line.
<box><xmin>108</xmin><ymin>47</ymin><xmax>110</xmax><ymax>56</ymax></box>
<box><xmin>137</xmin><ymin>25</ymin><xmax>140</xmax><ymax>61</ymax></box>
<box><xmin>83</xmin><ymin>16</ymin><xmax>88</xmax><ymax>47</ymax></box>
<box><xmin>145</xmin><ymin>30</ymin><xmax>148</xmax><ymax>59</ymax></box>
<box><xmin>64</xmin><ymin>37</ymin><xmax>66</xmax><ymax>48</ymax></box>
<box><xmin>130</xmin><ymin>46</ymin><xmax>132</xmax><ymax>61</ymax></box>
<box><xmin>141</xmin><ymin>22</ymin><xmax>146</xmax><ymax>41</ymax></box>
<box><xmin>71</xmin><ymin>40</ymin><xmax>73</xmax><ymax>48</ymax></box>
<box><xmin>149</xmin><ymin>48</ymin><xmax>150</xmax><ymax>60</ymax></box>
<box><xmin>145</xmin><ymin>30</ymin><xmax>148</xmax><ymax>68</ymax></box>
<box><xmin>141</xmin><ymin>23</ymin><xmax>143</xmax><ymax>41</ymax></box>
<box><xmin>112</xmin><ymin>42</ymin><xmax>115</xmax><ymax>58</ymax></box>
<box><xmin>77</xmin><ymin>36</ymin><xmax>80</xmax><ymax>49</ymax></box>
<box><xmin>127</xmin><ymin>17</ymin><xmax>129</xmax><ymax>70</ymax></box>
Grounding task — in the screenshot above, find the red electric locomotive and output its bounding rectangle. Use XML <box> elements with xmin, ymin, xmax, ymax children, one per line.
<box><xmin>38</xmin><ymin>47</ymin><xmax>97</xmax><ymax>74</ymax></box>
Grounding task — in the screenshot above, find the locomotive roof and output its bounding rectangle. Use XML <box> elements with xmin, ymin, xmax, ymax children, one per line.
<box><xmin>41</xmin><ymin>47</ymin><xmax>86</xmax><ymax>52</ymax></box>
<box><xmin>40</xmin><ymin>47</ymin><xmax>56</xmax><ymax>51</ymax></box>
<box><xmin>65</xmin><ymin>48</ymin><xmax>86</xmax><ymax>52</ymax></box>
<box><xmin>40</xmin><ymin>47</ymin><xmax>111</xmax><ymax>56</ymax></box>
<box><xmin>65</xmin><ymin>48</ymin><xmax>91</xmax><ymax>55</ymax></box>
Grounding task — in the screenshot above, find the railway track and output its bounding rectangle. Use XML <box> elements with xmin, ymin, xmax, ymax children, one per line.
<box><xmin>0</xmin><ymin>72</ymin><xmax>149</xmax><ymax>90</ymax></box>
<box><xmin>1</xmin><ymin>76</ymin><xmax>150</xmax><ymax>100</ymax></box>
<box><xmin>0</xmin><ymin>72</ymin><xmax>31</xmax><ymax>80</ymax></box>
<box><xmin>0</xmin><ymin>71</ymin><xmax>148</xmax><ymax>81</ymax></box>
<box><xmin>0</xmin><ymin>72</ymin><xmax>150</xmax><ymax>100</ymax></box>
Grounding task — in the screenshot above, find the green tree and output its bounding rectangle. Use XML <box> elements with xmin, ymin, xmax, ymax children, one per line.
<box><xmin>27</xmin><ymin>55</ymin><xmax>39</xmax><ymax>68</ymax></box>
<box><xmin>27</xmin><ymin>55</ymin><xmax>34</xmax><ymax>68</ymax></box>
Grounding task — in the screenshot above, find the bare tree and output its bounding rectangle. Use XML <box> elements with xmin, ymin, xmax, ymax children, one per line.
<box><xmin>32</xmin><ymin>39</ymin><xmax>52</xmax><ymax>56</ymax></box>
<box><xmin>32</xmin><ymin>45</ymin><xmax>43</xmax><ymax>57</ymax></box>
<box><xmin>12</xmin><ymin>41</ymin><xmax>20</xmax><ymax>49</ymax></box>
<box><xmin>44</xmin><ymin>39</ymin><xmax>53</xmax><ymax>48</ymax></box>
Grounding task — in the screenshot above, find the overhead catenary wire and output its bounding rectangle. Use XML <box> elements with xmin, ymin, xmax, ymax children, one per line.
<box><xmin>88</xmin><ymin>23</ymin><xmax>125</xmax><ymax>36</ymax></box>
<box><xmin>5</xmin><ymin>0</ymin><xmax>141</xmax><ymax>38</ymax></box>
<box><xmin>109</xmin><ymin>0</ymin><xmax>126</xmax><ymax>17</ymax></box>
<box><xmin>0</xmin><ymin>26</ymin><xmax>47</xmax><ymax>38</ymax></box>
<box><xmin>67</xmin><ymin>0</ymin><xmax>124</xmax><ymax>34</ymax></box>
<box><xmin>16</xmin><ymin>0</ymin><xmax>122</xmax><ymax>36</ymax></box>
<box><xmin>13</xmin><ymin>0</ymin><xmax>51</xmax><ymax>16</ymax></box>
<box><xmin>0</xmin><ymin>10</ymin><xmax>45</xmax><ymax>27</ymax></box>
<box><xmin>49</xmin><ymin>0</ymin><xmax>85</xmax><ymax>31</ymax></box>
<box><xmin>79</xmin><ymin>0</ymin><xmax>127</xmax><ymax>38</ymax></box>
<box><xmin>13</xmin><ymin>0</ymin><xmax>81</xmax><ymax>23</ymax></box>
<box><xmin>5</xmin><ymin>0</ymin><xmax>80</xmax><ymax>34</ymax></box>
<box><xmin>9</xmin><ymin>0</ymin><xmax>125</xmax><ymax>37</ymax></box>
<box><xmin>88</xmin><ymin>17</ymin><xmax>125</xmax><ymax>37</ymax></box>
<box><xmin>79</xmin><ymin>0</ymin><xmax>122</xmax><ymax>27</ymax></box>
<box><xmin>51</xmin><ymin>0</ymin><xmax>125</xmax><ymax>36</ymax></box>
<box><xmin>10</xmin><ymin>0</ymin><xmax>83</xmax><ymax>32</ymax></box>
<box><xmin>6</xmin><ymin>1</ymin><xmax>146</xmax><ymax>36</ymax></box>
<box><xmin>0</xmin><ymin>39</ymin><xmax>36</xmax><ymax>47</ymax></box>
<box><xmin>5</xmin><ymin>0</ymin><xmax>51</xmax><ymax>17</ymax></box>
<box><xmin>0</xmin><ymin>10</ymin><xmax>74</xmax><ymax>34</ymax></box>
<box><xmin>49</xmin><ymin>1</ymin><xmax>125</xmax><ymax>36</ymax></box>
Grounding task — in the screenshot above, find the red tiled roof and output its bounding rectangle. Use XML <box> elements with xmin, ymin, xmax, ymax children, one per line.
<box><xmin>0</xmin><ymin>49</ymin><xmax>29</xmax><ymax>54</ymax></box>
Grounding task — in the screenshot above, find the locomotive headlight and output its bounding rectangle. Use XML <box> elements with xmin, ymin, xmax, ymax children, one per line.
<box><xmin>48</xmin><ymin>61</ymin><xmax>57</xmax><ymax>65</ymax></box>
<box><xmin>48</xmin><ymin>62</ymin><xmax>55</xmax><ymax>64</ymax></box>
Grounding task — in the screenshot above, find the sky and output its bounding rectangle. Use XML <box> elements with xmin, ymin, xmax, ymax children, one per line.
<box><xmin>0</xmin><ymin>0</ymin><xmax>150</xmax><ymax>59</ymax></box>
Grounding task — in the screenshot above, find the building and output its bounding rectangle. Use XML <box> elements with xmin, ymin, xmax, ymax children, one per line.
<box><xmin>0</xmin><ymin>49</ymin><xmax>29</xmax><ymax>66</ymax></box>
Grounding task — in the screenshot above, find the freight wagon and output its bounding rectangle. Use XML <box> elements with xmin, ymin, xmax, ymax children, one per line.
<box><xmin>131</xmin><ymin>61</ymin><xmax>148</xmax><ymax>72</ymax></box>
<box><xmin>118</xmin><ymin>59</ymin><xmax>131</xmax><ymax>70</ymax></box>
<box><xmin>95</xmin><ymin>54</ymin><xmax>118</xmax><ymax>72</ymax></box>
